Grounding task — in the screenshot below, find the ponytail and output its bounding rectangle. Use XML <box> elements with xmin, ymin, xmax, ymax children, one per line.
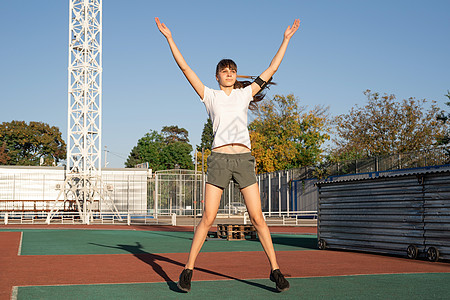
<box><xmin>234</xmin><ymin>77</ymin><xmax>275</xmax><ymax>110</ymax></box>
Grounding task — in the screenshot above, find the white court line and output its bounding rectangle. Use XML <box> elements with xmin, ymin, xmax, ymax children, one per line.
<box><xmin>17</xmin><ymin>232</ymin><xmax>23</xmax><ymax>256</ymax></box>
<box><xmin>11</xmin><ymin>286</ymin><xmax>18</xmax><ymax>300</ymax></box>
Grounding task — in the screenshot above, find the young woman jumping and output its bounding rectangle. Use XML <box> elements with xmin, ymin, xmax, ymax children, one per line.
<box><xmin>155</xmin><ymin>17</ymin><xmax>300</xmax><ymax>292</ymax></box>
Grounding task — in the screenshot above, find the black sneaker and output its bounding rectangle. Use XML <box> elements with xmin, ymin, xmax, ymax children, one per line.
<box><xmin>270</xmin><ymin>269</ymin><xmax>290</xmax><ymax>292</ymax></box>
<box><xmin>177</xmin><ymin>268</ymin><xmax>193</xmax><ymax>292</ymax></box>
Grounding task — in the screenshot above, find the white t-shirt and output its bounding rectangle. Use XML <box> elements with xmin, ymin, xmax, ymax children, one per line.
<box><xmin>201</xmin><ymin>85</ymin><xmax>253</xmax><ymax>149</ymax></box>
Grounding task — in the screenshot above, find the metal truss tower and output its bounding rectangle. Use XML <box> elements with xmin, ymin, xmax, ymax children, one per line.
<box><xmin>47</xmin><ymin>0</ymin><xmax>120</xmax><ymax>224</ymax></box>
<box><xmin>67</xmin><ymin>0</ymin><xmax>102</xmax><ymax>175</ymax></box>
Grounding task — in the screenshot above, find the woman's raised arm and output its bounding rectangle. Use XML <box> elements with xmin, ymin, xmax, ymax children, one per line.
<box><xmin>155</xmin><ymin>17</ymin><xmax>205</xmax><ymax>99</ymax></box>
<box><xmin>251</xmin><ymin>19</ymin><xmax>300</xmax><ymax>96</ymax></box>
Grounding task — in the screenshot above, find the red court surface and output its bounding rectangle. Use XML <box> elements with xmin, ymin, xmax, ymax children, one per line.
<box><xmin>1</xmin><ymin>225</ymin><xmax>449</xmax><ymax>300</ymax></box>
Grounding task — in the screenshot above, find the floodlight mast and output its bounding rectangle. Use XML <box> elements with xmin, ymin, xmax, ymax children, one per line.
<box><xmin>47</xmin><ymin>0</ymin><xmax>120</xmax><ymax>224</ymax></box>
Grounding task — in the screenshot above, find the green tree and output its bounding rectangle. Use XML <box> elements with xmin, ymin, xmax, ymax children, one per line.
<box><xmin>125</xmin><ymin>126</ymin><xmax>193</xmax><ymax>171</ymax></box>
<box><xmin>194</xmin><ymin>118</ymin><xmax>213</xmax><ymax>172</ymax></box>
<box><xmin>0</xmin><ymin>120</ymin><xmax>66</xmax><ymax>166</ymax></box>
<box><xmin>125</xmin><ymin>130</ymin><xmax>164</xmax><ymax>169</ymax></box>
<box><xmin>332</xmin><ymin>90</ymin><xmax>447</xmax><ymax>160</ymax></box>
<box><xmin>249</xmin><ymin>94</ymin><xmax>330</xmax><ymax>173</ymax></box>
<box><xmin>197</xmin><ymin>118</ymin><xmax>213</xmax><ymax>151</ymax></box>
<box><xmin>160</xmin><ymin>141</ymin><xmax>193</xmax><ymax>169</ymax></box>
<box><xmin>161</xmin><ymin>125</ymin><xmax>189</xmax><ymax>143</ymax></box>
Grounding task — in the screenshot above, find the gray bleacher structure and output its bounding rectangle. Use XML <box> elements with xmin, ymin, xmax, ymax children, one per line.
<box><xmin>317</xmin><ymin>165</ymin><xmax>450</xmax><ymax>262</ymax></box>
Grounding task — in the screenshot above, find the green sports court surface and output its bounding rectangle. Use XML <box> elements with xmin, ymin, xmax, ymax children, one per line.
<box><xmin>15</xmin><ymin>273</ymin><xmax>450</xmax><ymax>300</ymax></box>
<box><xmin>14</xmin><ymin>229</ymin><xmax>318</xmax><ymax>255</ymax></box>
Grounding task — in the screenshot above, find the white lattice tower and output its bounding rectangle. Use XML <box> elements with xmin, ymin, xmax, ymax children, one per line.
<box><xmin>47</xmin><ymin>0</ymin><xmax>120</xmax><ymax>224</ymax></box>
<box><xmin>67</xmin><ymin>0</ymin><xmax>102</xmax><ymax>174</ymax></box>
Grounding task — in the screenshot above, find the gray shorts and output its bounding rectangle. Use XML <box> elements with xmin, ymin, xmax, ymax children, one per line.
<box><xmin>206</xmin><ymin>152</ymin><xmax>257</xmax><ymax>189</ymax></box>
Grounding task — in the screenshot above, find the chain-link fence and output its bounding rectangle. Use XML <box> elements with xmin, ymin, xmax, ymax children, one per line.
<box><xmin>149</xmin><ymin>168</ymin><xmax>315</xmax><ymax>217</ymax></box>
<box><xmin>148</xmin><ymin>169</ymin><xmax>246</xmax><ymax>216</ymax></box>
<box><xmin>149</xmin><ymin>169</ymin><xmax>203</xmax><ymax>216</ymax></box>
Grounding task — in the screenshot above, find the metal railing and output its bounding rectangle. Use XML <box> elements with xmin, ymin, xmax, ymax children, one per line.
<box><xmin>1</xmin><ymin>211</ymin><xmax>174</xmax><ymax>226</ymax></box>
<box><xmin>243</xmin><ymin>211</ymin><xmax>318</xmax><ymax>226</ymax></box>
<box><xmin>318</xmin><ymin>147</ymin><xmax>449</xmax><ymax>179</ymax></box>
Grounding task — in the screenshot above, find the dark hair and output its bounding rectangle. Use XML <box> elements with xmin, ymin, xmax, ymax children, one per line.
<box><xmin>216</xmin><ymin>59</ymin><xmax>275</xmax><ymax>110</ymax></box>
<box><xmin>215</xmin><ymin>59</ymin><xmax>237</xmax><ymax>75</ymax></box>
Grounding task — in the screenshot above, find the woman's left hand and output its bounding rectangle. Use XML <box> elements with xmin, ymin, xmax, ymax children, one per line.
<box><xmin>284</xmin><ymin>19</ymin><xmax>300</xmax><ymax>40</ymax></box>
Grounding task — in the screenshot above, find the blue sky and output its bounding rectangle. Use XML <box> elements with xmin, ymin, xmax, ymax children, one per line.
<box><xmin>1</xmin><ymin>0</ymin><xmax>449</xmax><ymax>168</ymax></box>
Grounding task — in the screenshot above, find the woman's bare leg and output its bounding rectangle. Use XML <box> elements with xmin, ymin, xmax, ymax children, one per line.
<box><xmin>184</xmin><ymin>183</ymin><xmax>223</xmax><ymax>270</ymax></box>
<box><xmin>241</xmin><ymin>182</ymin><xmax>279</xmax><ymax>271</ymax></box>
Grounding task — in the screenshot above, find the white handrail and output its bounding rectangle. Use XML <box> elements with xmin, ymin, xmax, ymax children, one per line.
<box><xmin>0</xmin><ymin>210</ymin><xmax>317</xmax><ymax>226</ymax></box>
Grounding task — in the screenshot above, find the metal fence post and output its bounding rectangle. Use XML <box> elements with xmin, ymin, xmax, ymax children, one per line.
<box><xmin>228</xmin><ymin>181</ymin><xmax>232</xmax><ymax>216</ymax></box>
<box><xmin>194</xmin><ymin>150</ymin><xmax>198</xmax><ymax>231</ymax></box>
<box><xmin>278</xmin><ymin>173</ymin><xmax>281</xmax><ymax>217</ymax></box>
<box><xmin>287</xmin><ymin>170</ymin><xmax>290</xmax><ymax>216</ymax></box>
<box><xmin>171</xmin><ymin>213</ymin><xmax>176</xmax><ymax>226</ymax></box>
<box><xmin>42</xmin><ymin>174</ymin><xmax>45</xmax><ymax>201</ymax></box>
<box><xmin>268</xmin><ymin>173</ymin><xmax>271</xmax><ymax>217</ymax></box>
<box><xmin>127</xmin><ymin>175</ymin><xmax>130</xmax><ymax>214</ymax></box>
<box><xmin>155</xmin><ymin>173</ymin><xmax>159</xmax><ymax>217</ymax></box>
<box><xmin>258</xmin><ymin>176</ymin><xmax>261</xmax><ymax>194</ymax></box>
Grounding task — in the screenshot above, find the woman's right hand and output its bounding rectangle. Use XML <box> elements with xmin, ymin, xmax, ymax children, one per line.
<box><xmin>155</xmin><ymin>17</ymin><xmax>172</xmax><ymax>39</ymax></box>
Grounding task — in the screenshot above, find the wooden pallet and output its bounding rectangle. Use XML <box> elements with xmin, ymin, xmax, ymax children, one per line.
<box><xmin>217</xmin><ymin>224</ymin><xmax>257</xmax><ymax>241</ymax></box>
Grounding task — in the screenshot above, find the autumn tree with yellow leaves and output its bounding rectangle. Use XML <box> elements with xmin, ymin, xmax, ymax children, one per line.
<box><xmin>194</xmin><ymin>148</ymin><xmax>211</xmax><ymax>173</ymax></box>
<box><xmin>249</xmin><ymin>94</ymin><xmax>330</xmax><ymax>174</ymax></box>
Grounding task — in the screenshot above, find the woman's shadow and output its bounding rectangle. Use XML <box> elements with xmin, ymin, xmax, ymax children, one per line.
<box><xmin>89</xmin><ymin>241</ymin><xmax>277</xmax><ymax>293</ymax></box>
